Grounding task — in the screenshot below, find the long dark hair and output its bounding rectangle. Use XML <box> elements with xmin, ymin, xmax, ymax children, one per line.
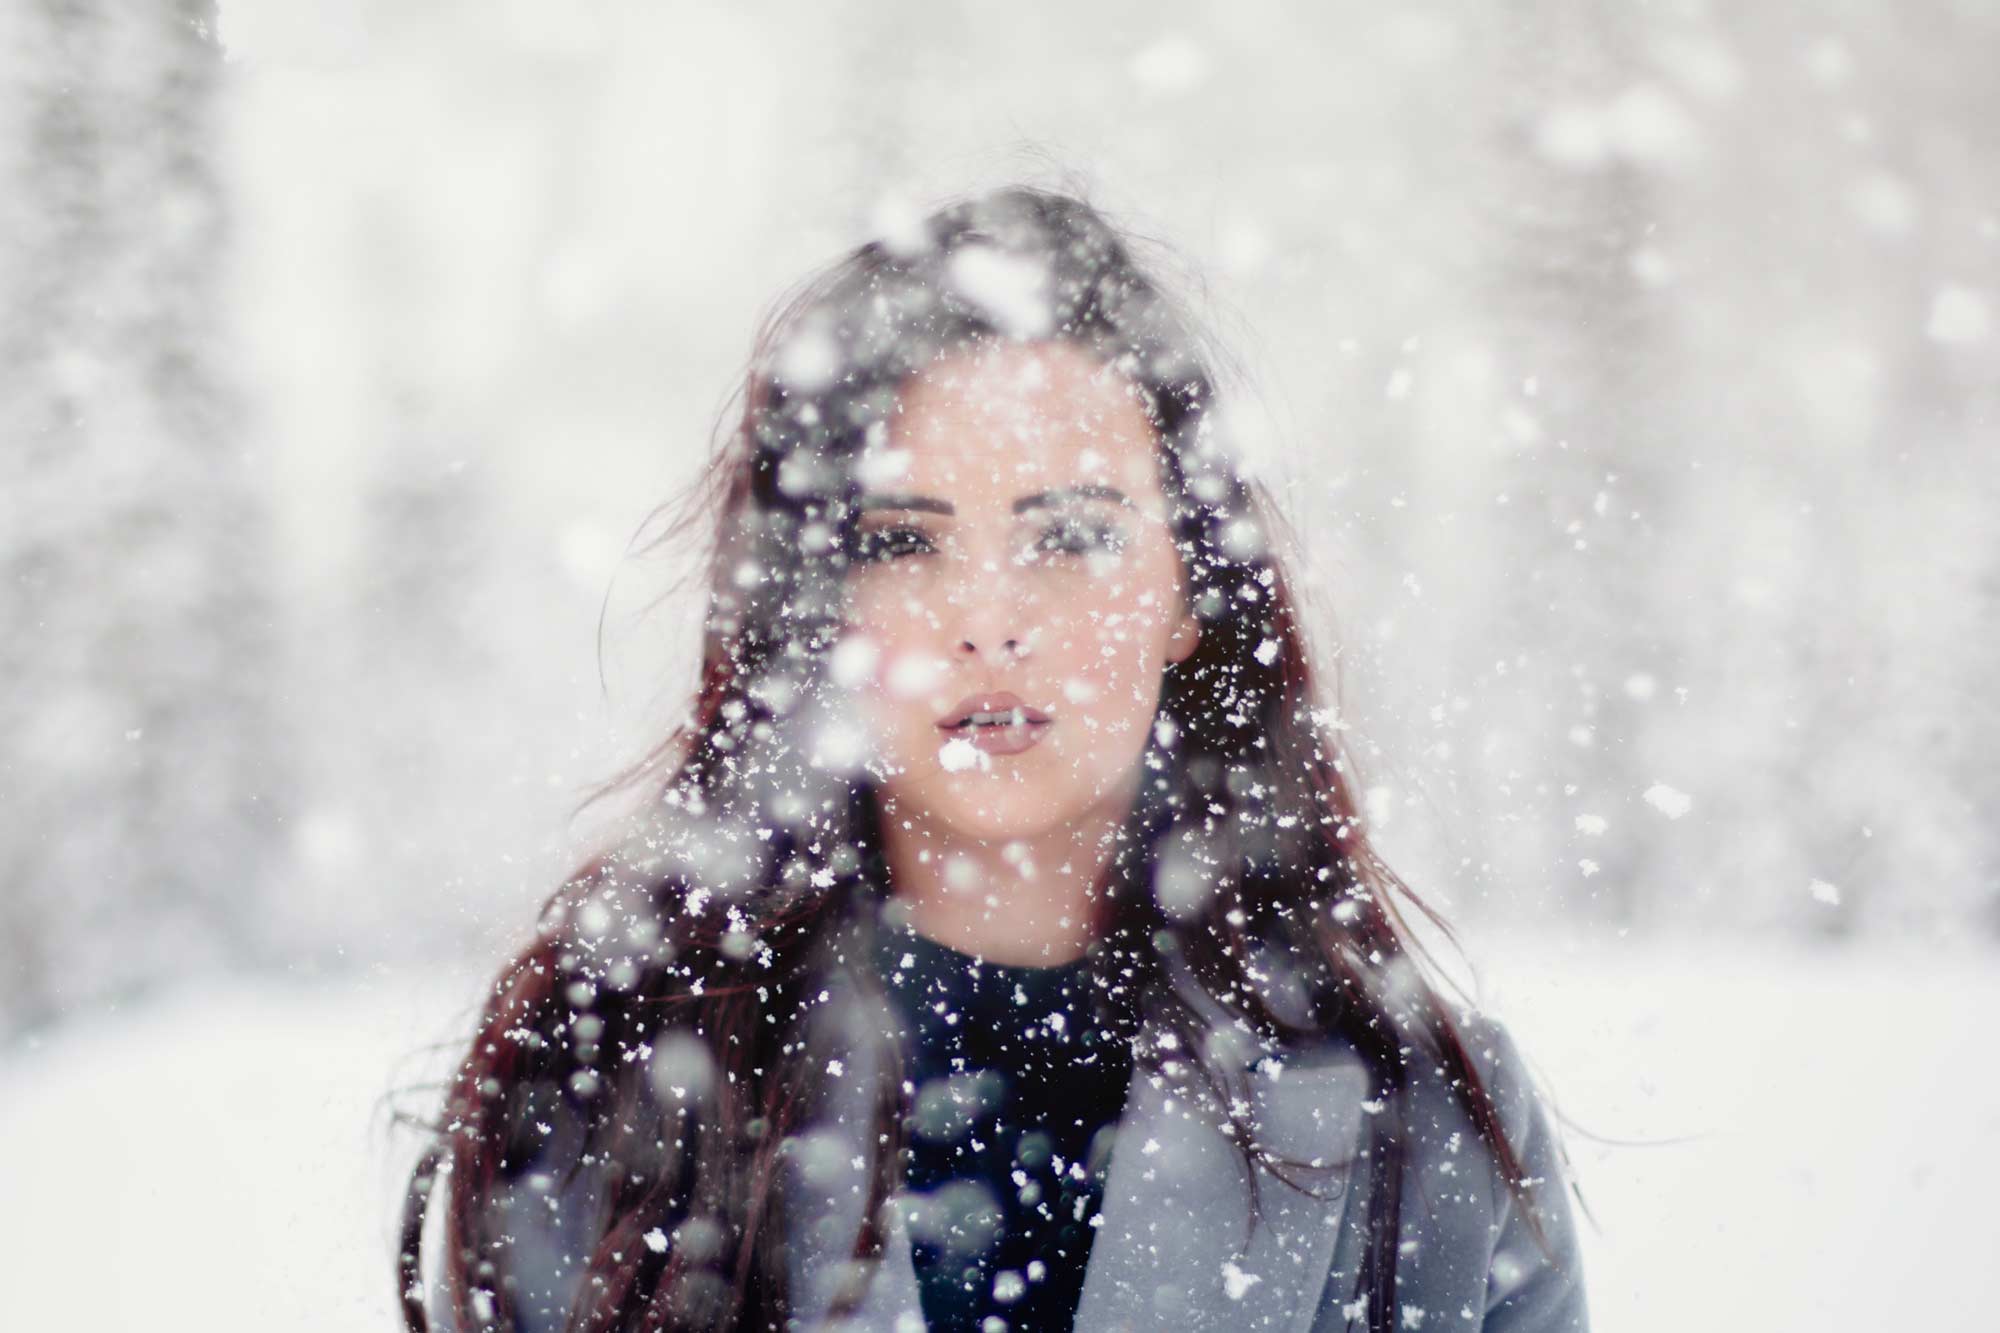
<box><xmin>398</xmin><ymin>184</ymin><xmax>1560</xmax><ymax>1333</ymax></box>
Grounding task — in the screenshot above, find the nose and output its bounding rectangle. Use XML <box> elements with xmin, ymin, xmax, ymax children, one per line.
<box><xmin>946</xmin><ymin>556</ymin><xmax>1035</xmax><ymax>668</ymax></box>
<box><xmin>958</xmin><ymin>631</ymin><xmax>1028</xmax><ymax>667</ymax></box>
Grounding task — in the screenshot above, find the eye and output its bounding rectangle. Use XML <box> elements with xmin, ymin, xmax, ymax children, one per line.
<box><xmin>848</xmin><ymin>524</ymin><xmax>935</xmax><ymax>564</ymax></box>
<box><xmin>1029</xmin><ymin>519</ymin><xmax>1128</xmax><ymax>560</ymax></box>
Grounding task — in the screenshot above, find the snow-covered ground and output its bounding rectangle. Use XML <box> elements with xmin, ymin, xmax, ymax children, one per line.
<box><xmin>3</xmin><ymin>937</ymin><xmax>1995</xmax><ymax>1331</ymax></box>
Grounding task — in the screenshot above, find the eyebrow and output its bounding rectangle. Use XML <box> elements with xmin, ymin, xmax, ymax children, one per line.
<box><xmin>857</xmin><ymin>484</ymin><xmax>1134</xmax><ymax>516</ymax></box>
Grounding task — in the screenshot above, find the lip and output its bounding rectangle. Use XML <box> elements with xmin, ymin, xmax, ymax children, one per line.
<box><xmin>936</xmin><ymin>691</ymin><xmax>1054</xmax><ymax>758</ymax></box>
<box><xmin>936</xmin><ymin>691</ymin><xmax>1054</xmax><ymax>730</ymax></box>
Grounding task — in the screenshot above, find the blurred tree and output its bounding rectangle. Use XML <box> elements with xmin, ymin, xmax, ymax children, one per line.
<box><xmin>1483</xmin><ymin>0</ymin><xmax>1688</xmax><ymax>927</ymax></box>
<box><xmin>0</xmin><ymin>0</ymin><xmax>286</xmax><ymax>1031</ymax></box>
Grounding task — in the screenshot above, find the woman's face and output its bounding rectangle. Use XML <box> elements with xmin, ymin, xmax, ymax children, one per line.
<box><xmin>838</xmin><ymin>339</ymin><xmax>1201</xmax><ymax>844</ymax></box>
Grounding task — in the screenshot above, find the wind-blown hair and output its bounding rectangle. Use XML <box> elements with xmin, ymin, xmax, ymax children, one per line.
<box><xmin>399</xmin><ymin>185</ymin><xmax>1558</xmax><ymax>1333</ymax></box>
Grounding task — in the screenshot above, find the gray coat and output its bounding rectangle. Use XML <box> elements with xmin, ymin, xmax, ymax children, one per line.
<box><xmin>442</xmin><ymin>961</ymin><xmax>1589</xmax><ymax>1333</ymax></box>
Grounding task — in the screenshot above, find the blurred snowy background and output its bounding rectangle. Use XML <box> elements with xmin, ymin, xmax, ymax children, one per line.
<box><xmin>1</xmin><ymin>1</ymin><xmax>1995</xmax><ymax>1329</ymax></box>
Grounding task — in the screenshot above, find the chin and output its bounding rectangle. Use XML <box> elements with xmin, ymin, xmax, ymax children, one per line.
<box><xmin>897</xmin><ymin>785</ymin><xmax>1081</xmax><ymax>844</ymax></box>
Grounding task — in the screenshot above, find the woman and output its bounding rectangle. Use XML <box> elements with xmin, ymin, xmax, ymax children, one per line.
<box><xmin>399</xmin><ymin>185</ymin><xmax>1589</xmax><ymax>1333</ymax></box>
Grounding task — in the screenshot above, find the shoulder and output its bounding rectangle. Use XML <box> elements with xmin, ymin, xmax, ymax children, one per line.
<box><xmin>1278</xmin><ymin>1008</ymin><xmax>1588</xmax><ymax>1329</ymax></box>
<box><xmin>1441</xmin><ymin>1011</ymin><xmax>1549</xmax><ymax>1153</ymax></box>
<box><xmin>1426</xmin><ymin>1012</ymin><xmax>1591</xmax><ymax>1331</ymax></box>
<box><xmin>421</xmin><ymin>1090</ymin><xmax>613</xmax><ymax>1333</ymax></box>
<box><xmin>1392</xmin><ymin>1010</ymin><xmax>1557</xmax><ymax>1197</ymax></box>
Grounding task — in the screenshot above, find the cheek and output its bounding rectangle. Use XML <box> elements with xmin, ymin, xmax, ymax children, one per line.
<box><xmin>1044</xmin><ymin>597</ymin><xmax>1173</xmax><ymax>740</ymax></box>
<box><xmin>843</xmin><ymin>575</ymin><xmax>913</xmax><ymax>633</ymax></box>
<box><xmin>842</xmin><ymin>594</ymin><xmax>950</xmax><ymax>740</ymax></box>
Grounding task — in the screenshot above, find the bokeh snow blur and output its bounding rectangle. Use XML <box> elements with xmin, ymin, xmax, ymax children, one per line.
<box><xmin>1</xmin><ymin>1</ymin><xmax>1994</xmax><ymax>1329</ymax></box>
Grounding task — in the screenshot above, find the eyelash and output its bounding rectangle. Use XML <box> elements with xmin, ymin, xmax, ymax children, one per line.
<box><xmin>849</xmin><ymin>520</ymin><xmax>1128</xmax><ymax>564</ymax></box>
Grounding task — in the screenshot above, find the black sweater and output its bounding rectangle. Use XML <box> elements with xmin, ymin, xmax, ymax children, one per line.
<box><xmin>866</xmin><ymin>918</ymin><xmax>1135</xmax><ymax>1333</ymax></box>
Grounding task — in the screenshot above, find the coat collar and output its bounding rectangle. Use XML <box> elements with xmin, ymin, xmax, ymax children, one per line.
<box><xmin>783</xmin><ymin>956</ymin><xmax>1369</xmax><ymax>1333</ymax></box>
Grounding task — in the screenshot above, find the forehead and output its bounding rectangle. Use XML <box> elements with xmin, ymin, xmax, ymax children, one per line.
<box><xmin>876</xmin><ymin>340</ymin><xmax>1163</xmax><ymax>500</ymax></box>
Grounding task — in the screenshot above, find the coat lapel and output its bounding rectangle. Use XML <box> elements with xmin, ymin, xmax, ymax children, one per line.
<box><xmin>826</xmin><ymin>1201</ymin><xmax>926</xmax><ymax>1330</ymax></box>
<box><xmin>783</xmin><ymin>963</ymin><xmax>1368</xmax><ymax>1333</ymax></box>
<box><xmin>1070</xmin><ymin>1047</ymin><xmax>1367</xmax><ymax>1333</ymax></box>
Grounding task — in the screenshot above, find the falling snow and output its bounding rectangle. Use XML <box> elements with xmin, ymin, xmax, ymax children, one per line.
<box><xmin>1642</xmin><ymin>783</ymin><xmax>1694</xmax><ymax>820</ymax></box>
<box><xmin>6</xmin><ymin>7</ymin><xmax>1993</xmax><ymax>1333</ymax></box>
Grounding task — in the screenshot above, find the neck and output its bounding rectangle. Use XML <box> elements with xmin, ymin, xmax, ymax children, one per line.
<box><xmin>875</xmin><ymin>783</ymin><xmax>1137</xmax><ymax>966</ymax></box>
